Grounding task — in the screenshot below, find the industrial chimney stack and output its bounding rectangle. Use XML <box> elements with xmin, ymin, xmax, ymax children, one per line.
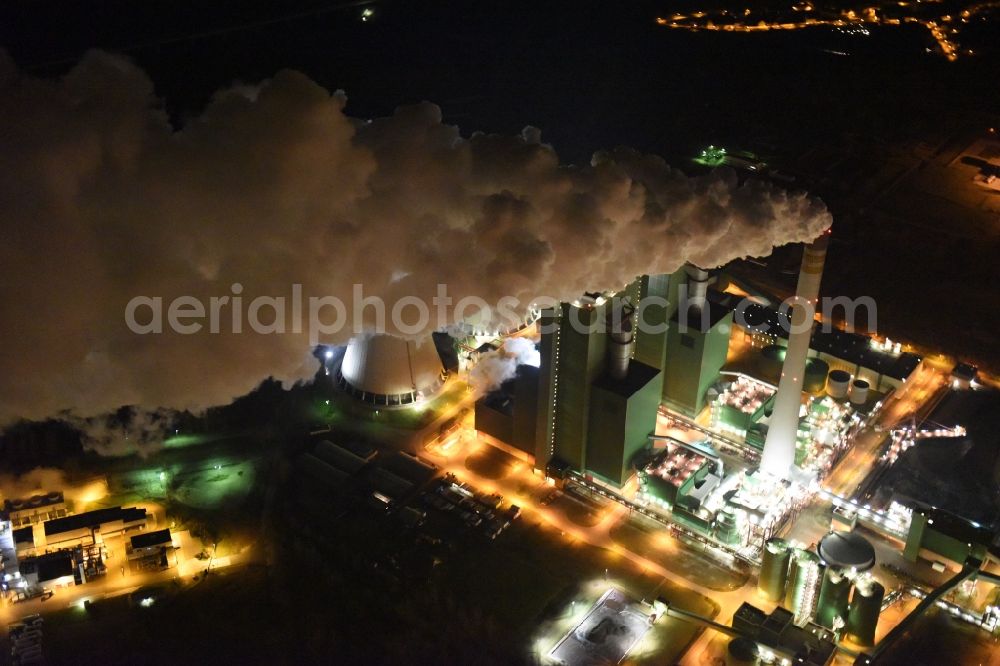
<box><xmin>759</xmin><ymin>232</ymin><xmax>830</xmax><ymax>478</ymax></box>
<box><xmin>607</xmin><ymin>299</ymin><xmax>635</xmax><ymax>381</ymax></box>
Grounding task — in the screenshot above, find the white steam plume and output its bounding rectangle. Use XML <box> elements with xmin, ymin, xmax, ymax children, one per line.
<box><xmin>0</xmin><ymin>50</ymin><xmax>831</xmax><ymax>423</ymax></box>
<box><xmin>469</xmin><ymin>337</ymin><xmax>541</xmax><ymax>394</ymax></box>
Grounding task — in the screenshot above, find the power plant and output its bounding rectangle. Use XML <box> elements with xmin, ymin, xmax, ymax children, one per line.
<box><xmin>533</xmin><ymin>292</ymin><xmax>663</xmax><ymax>487</ymax></box>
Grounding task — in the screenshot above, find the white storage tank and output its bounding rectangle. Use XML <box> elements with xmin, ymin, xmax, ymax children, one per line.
<box><xmin>827</xmin><ymin>369</ymin><xmax>851</xmax><ymax>400</ymax></box>
<box><xmin>849</xmin><ymin>379</ymin><xmax>870</xmax><ymax>406</ymax></box>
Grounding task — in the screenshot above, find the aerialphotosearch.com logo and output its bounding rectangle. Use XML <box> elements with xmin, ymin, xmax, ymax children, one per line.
<box><xmin>124</xmin><ymin>282</ymin><xmax>878</xmax><ymax>342</ymax></box>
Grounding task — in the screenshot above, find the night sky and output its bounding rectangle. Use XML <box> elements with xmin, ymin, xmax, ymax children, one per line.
<box><xmin>4</xmin><ymin>0</ymin><xmax>996</xmax><ymax>163</ymax></box>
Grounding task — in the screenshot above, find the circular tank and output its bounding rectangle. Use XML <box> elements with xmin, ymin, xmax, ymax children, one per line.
<box><xmin>849</xmin><ymin>379</ymin><xmax>870</xmax><ymax>406</ymax></box>
<box><xmin>726</xmin><ymin>637</ymin><xmax>759</xmax><ymax>666</ymax></box>
<box><xmin>815</xmin><ymin>567</ymin><xmax>852</xmax><ymax>630</ymax></box>
<box><xmin>847</xmin><ymin>580</ymin><xmax>885</xmax><ymax>647</ymax></box>
<box><xmin>827</xmin><ymin>370</ymin><xmax>851</xmax><ymax>399</ymax></box>
<box><xmin>758</xmin><ymin>538</ymin><xmax>792</xmax><ymax>603</ymax></box>
<box><xmin>818</xmin><ymin>530</ymin><xmax>876</xmax><ymax>572</ymax></box>
<box><xmin>787</xmin><ymin>549</ymin><xmax>821</xmax><ymax>620</ymax></box>
<box><xmin>804</xmin><ymin>358</ymin><xmax>830</xmax><ymax>394</ymax></box>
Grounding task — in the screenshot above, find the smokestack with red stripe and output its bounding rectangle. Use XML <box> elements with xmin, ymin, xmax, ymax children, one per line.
<box><xmin>759</xmin><ymin>231</ymin><xmax>830</xmax><ymax>478</ymax></box>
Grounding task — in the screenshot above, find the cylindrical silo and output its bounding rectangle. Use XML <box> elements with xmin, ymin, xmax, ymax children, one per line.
<box><xmin>849</xmin><ymin>379</ymin><xmax>870</xmax><ymax>406</ymax></box>
<box><xmin>758</xmin><ymin>538</ymin><xmax>792</xmax><ymax>602</ymax></box>
<box><xmin>847</xmin><ymin>579</ymin><xmax>884</xmax><ymax>647</ymax></box>
<box><xmin>815</xmin><ymin>567</ymin><xmax>851</xmax><ymax>630</ymax></box>
<box><xmin>787</xmin><ymin>549</ymin><xmax>821</xmax><ymax>624</ymax></box>
<box><xmin>804</xmin><ymin>358</ymin><xmax>830</xmax><ymax>394</ymax></box>
<box><xmin>827</xmin><ymin>370</ymin><xmax>851</xmax><ymax>399</ymax></box>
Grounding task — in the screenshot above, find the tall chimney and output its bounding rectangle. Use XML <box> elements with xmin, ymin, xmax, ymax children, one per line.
<box><xmin>759</xmin><ymin>232</ymin><xmax>830</xmax><ymax>478</ymax></box>
<box><xmin>685</xmin><ymin>265</ymin><xmax>710</xmax><ymax>313</ymax></box>
<box><xmin>607</xmin><ymin>299</ymin><xmax>635</xmax><ymax>381</ymax></box>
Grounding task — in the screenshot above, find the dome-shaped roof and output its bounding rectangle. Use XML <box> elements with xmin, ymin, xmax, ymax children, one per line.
<box><xmin>818</xmin><ymin>530</ymin><xmax>876</xmax><ymax>571</ymax></box>
<box><xmin>338</xmin><ymin>334</ymin><xmax>446</xmax><ymax>407</ymax></box>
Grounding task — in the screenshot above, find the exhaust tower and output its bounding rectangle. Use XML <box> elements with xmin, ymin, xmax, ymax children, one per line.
<box><xmin>759</xmin><ymin>232</ymin><xmax>830</xmax><ymax>478</ymax></box>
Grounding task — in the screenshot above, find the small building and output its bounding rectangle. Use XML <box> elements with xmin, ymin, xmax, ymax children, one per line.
<box><xmin>43</xmin><ymin>506</ymin><xmax>148</xmax><ymax>548</ymax></box>
<box><xmin>903</xmin><ymin>505</ymin><xmax>991</xmax><ymax>568</ymax></box>
<box><xmin>19</xmin><ymin>550</ymin><xmax>75</xmax><ymax>588</ymax></box>
<box><xmin>731</xmin><ymin>602</ymin><xmax>837</xmax><ymax>666</ymax></box>
<box><xmin>128</xmin><ymin>528</ymin><xmax>172</xmax><ymax>554</ymax></box>
<box><xmin>3</xmin><ymin>492</ymin><xmax>67</xmax><ymax>528</ymax></box>
<box><xmin>127</xmin><ymin>528</ymin><xmax>174</xmax><ymax>571</ymax></box>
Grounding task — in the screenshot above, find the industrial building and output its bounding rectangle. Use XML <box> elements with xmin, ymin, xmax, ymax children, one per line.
<box><xmin>3</xmin><ymin>492</ymin><xmax>67</xmax><ymax>528</ymax></box>
<box><xmin>732</xmin><ymin>300</ymin><xmax>922</xmax><ymax>397</ymax></box>
<box><xmin>18</xmin><ymin>550</ymin><xmax>75</xmax><ymax>588</ymax></box>
<box><xmin>902</xmin><ymin>504</ymin><xmax>992</xmax><ymax>568</ymax></box>
<box><xmin>638</xmin><ymin>442</ymin><xmax>720</xmax><ymax>512</ymax></box>
<box><xmin>709</xmin><ymin>374</ymin><xmax>776</xmax><ymax>442</ymax></box>
<box><xmin>755</xmin><ymin>531</ymin><xmax>882</xmax><ymax>641</ymax></box>
<box><xmin>42</xmin><ymin>506</ymin><xmax>148</xmax><ymax>548</ymax></box>
<box><xmin>337</xmin><ymin>334</ymin><xmax>448</xmax><ymax>408</ymax></box>
<box><xmin>533</xmin><ymin>293</ymin><xmax>662</xmax><ymax>487</ymax></box>
<box><xmin>12</xmin><ymin>526</ymin><xmax>35</xmax><ymax>557</ymax></box>
<box><xmin>731</xmin><ymin>602</ymin><xmax>837</xmax><ymax>666</ymax></box>
<box><xmin>660</xmin><ymin>267</ymin><xmax>734</xmax><ymax>417</ymax></box>
<box><xmin>473</xmin><ymin>364</ymin><xmax>539</xmax><ymax>460</ymax></box>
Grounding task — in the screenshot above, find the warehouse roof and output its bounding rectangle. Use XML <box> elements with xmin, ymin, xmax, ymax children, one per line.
<box><xmin>726</xmin><ymin>298</ymin><xmax>921</xmax><ymax>381</ymax></box>
<box><xmin>130</xmin><ymin>529</ymin><xmax>172</xmax><ymax>550</ymax></box>
<box><xmin>593</xmin><ymin>360</ymin><xmax>661</xmax><ymax>398</ymax></box>
<box><xmin>44</xmin><ymin>506</ymin><xmax>147</xmax><ymax>537</ymax></box>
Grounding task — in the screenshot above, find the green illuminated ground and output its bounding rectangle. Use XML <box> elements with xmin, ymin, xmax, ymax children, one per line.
<box><xmin>168</xmin><ymin>459</ymin><xmax>256</xmax><ymax>510</ymax></box>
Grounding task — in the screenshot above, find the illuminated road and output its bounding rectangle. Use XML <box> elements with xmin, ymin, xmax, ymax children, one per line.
<box><xmin>422</xmin><ymin>435</ymin><xmax>772</xmax><ymax>663</ymax></box>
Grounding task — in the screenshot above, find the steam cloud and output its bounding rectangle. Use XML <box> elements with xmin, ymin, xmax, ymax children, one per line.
<box><xmin>0</xmin><ymin>50</ymin><xmax>831</xmax><ymax>423</ymax></box>
<box><xmin>469</xmin><ymin>337</ymin><xmax>541</xmax><ymax>394</ymax></box>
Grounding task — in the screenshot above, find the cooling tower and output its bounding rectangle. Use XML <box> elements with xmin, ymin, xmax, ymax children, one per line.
<box><xmin>337</xmin><ymin>334</ymin><xmax>447</xmax><ymax>408</ymax></box>
<box><xmin>759</xmin><ymin>232</ymin><xmax>829</xmax><ymax>478</ymax></box>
